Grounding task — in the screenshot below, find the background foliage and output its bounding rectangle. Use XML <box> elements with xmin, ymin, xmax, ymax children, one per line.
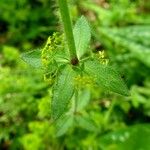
<box><xmin>0</xmin><ymin>0</ymin><xmax>150</xmax><ymax>149</ymax></box>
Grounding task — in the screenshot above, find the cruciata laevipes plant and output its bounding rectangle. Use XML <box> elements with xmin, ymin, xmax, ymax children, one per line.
<box><xmin>21</xmin><ymin>0</ymin><xmax>130</xmax><ymax>124</ymax></box>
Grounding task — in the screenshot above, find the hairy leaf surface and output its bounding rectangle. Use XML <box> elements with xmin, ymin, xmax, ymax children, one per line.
<box><xmin>52</xmin><ymin>66</ymin><xmax>76</xmax><ymax>120</ymax></box>
<box><xmin>73</xmin><ymin>16</ymin><xmax>91</xmax><ymax>59</ymax></box>
<box><xmin>84</xmin><ymin>60</ymin><xmax>130</xmax><ymax>96</ymax></box>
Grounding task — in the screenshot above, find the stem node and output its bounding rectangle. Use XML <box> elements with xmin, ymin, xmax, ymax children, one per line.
<box><xmin>71</xmin><ymin>57</ymin><xmax>79</xmax><ymax>66</ymax></box>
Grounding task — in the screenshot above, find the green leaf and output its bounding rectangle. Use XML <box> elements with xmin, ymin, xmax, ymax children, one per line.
<box><xmin>77</xmin><ymin>89</ymin><xmax>91</xmax><ymax>111</ymax></box>
<box><xmin>84</xmin><ymin>60</ymin><xmax>130</xmax><ymax>96</ymax></box>
<box><xmin>51</xmin><ymin>66</ymin><xmax>76</xmax><ymax>120</ymax></box>
<box><xmin>73</xmin><ymin>16</ymin><xmax>91</xmax><ymax>59</ymax></box>
<box><xmin>100</xmin><ymin>27</ymin><xmax>150</xmax><ymax>67</ymax></box>
<box><xmin>99</xmin><ymin>124</ymin><xmax>150</xmax><ymax>150</ymax></box>
<box><xmin>75</xmin><ymin>115</ymin><xmax>97</xmax><ymax>132</ymax></box>
<box><xmin>21</xmin><ymin>49</ymin><xmax>42</xmax><ymax>68</ymax></box>
<box><xmin>115</xmin><ymin>26</ymin><xmax>150</xmax><ymax>47</ymax></box>
<box><xmin>55</xmin><ymin>115</ymin><xmax>74</xmax><ymax>137</ymax></box>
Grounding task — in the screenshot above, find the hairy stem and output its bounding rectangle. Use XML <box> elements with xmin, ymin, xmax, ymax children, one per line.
<box><xmin>58</xmin><ymin>0</ymin><xmax>78</xmax><ymax>65</ymax></box>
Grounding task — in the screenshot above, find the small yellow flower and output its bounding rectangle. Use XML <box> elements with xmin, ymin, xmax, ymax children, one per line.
<box><xmin>98</xmin><ymin>50</ymin><xmax>105</xmax><ymax>58</ymax></box>
<box><xmin>96</xmin><ymin>50</ymin><xmax>109</xmax><ymax>65</ymax></box>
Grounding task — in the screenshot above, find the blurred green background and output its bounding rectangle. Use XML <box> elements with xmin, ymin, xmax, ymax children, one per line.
<box><xmin>0</xmin><ymin>0</ymin><xmax>150</xmax><ymax>149</ymax></box>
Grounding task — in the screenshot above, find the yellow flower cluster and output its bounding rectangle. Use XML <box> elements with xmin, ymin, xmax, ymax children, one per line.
<box><xmin>43</xmin><ymin>72</ymin><xmax>54</xmax><ymax>85</ymax></box>
<box><xmin>42</xmin><ymin>32</ymin><xmax>64</xmax><ymax>67</ymax></box>
<box><xmin>97</xmin><ymin>50</ymin><xmax>109</xmax><ymax>65</ymax></box>
<box><xmin>41</xmin><ymin>32</ymin><xmax>64</xmax><ymax>84</ymax></box>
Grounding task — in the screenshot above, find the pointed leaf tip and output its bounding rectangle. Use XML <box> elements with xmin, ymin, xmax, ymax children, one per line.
<box><xmin>84</xmin><ymin>60</ymin><xmax>130</xmax><ymax>96</ymax></box>
<box><xmin>21</xmin><ymin>49</ymin><xmax>42</xmax><ymax>68</ymax></box>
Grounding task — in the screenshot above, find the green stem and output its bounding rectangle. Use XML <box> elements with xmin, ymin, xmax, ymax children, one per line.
<box><xmin>58</xmin><ymin>0</ymin><xmax>78</xmax><ymax>65</ymax></box>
